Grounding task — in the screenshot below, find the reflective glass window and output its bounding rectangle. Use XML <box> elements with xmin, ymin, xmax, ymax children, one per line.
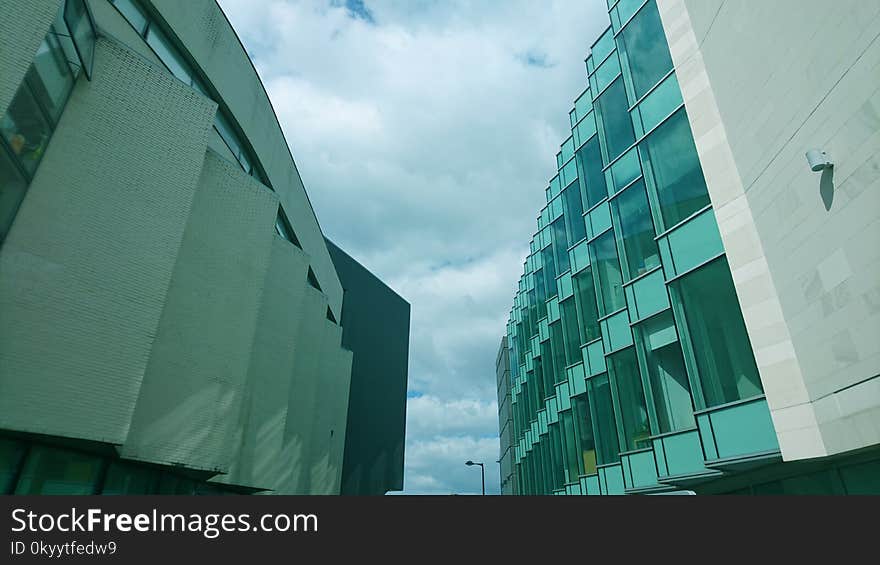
<box><xmin>15</xmin><ymin>446</ymin><xmax>103</xmax><ymax>494</ymax></box>
<box><xmin>572</xmin><ymin>394</ymin><xmax>597</xmax><ymax>475</ymax></box>
<box><xmin>634</xmin><ymin>311</ymin><xmax>695</xmax><ymax>433</ymax></box>
<box><xmin>672</xmin><ymin>258</ymin><xmax>763</xmax><ymax>408</ymax></box>
<box><xmin>562</xmin><ymin>181</ymin><xmax>586</xmax><ymax>243</ymax></box>
<box><xmin>639</xmin><ymin>108</ymin><xmax>710</xmax><ymax>230</ymax></box>
<box><xmin>26</xmin><ymin>35</ymin><xmax>75</xmax><ymax>124</ymax></box>
<box><xmin>575</xmin><ymin>136</ymin><xmax>607</xmax><ymax>210</ymax></box>
<box><xmin>0</xmin><ymin>84</ymin><xmax>52</xmax><ymax>176</ymax></box>
<box><xmin>112</xmin><ymin>0</ymin><xmax>148</xmax><ymax>35</ymax></box>
<box><xmin>589</xmin><ymin>230</ymin><xmax>626</xmax><ymax>316</ymax></box>
<box><xmin>608</xmin><ymin>347</ymin><xmax>652</xmax><ymax>451</ymax></box>
<box><xmin>64</xmin><ymin>0</ymin><xmax>96</xmax><ymax>78</ymax></box>
<box><xmin>146</xmin><ymin>26</ymin><xmax>192</xmax><ymax>85</ymax></box>
<box><xmin>617</xmin><ymin>0</ymin><xmax>673</xmax><ymax>99</ymax></box>
<box><xmin>611</xmin><ymin>179</ymin><xmax>660</xmax><ymax>280</ymax></box>
<box><xmin>594</xmin><ymin>77</ymin><xmax>635</xmax><ymax>164</ymax></box>
<box><xmin>551</xmin><ymin>217</ymin><xmax>570</xmax><ymax>273</ymax></box>
<box><xmin>588</xmin><ymin>374</ymin><xmax>620</xmax><ymax>465</ymax></box>
<box><xmin>573</xmin><ymin>267</ymin><xmax>601</xmax><ymax>343</ymax></box>
<box><xmin>561</xmin><ymin>298</ymin><xmax>582</xmax><ymax>361</ymax></box>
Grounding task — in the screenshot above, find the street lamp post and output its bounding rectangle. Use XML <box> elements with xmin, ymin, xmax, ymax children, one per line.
<box><xmin>465</xmin><ymin>460</ymin><xmax>485</xmax><ymax>495</ymax></box>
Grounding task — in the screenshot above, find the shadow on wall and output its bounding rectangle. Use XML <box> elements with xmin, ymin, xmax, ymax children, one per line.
<box><xmin>820</xmin><ymin>167</ymin><xmax>835</xmax><ymax>211</ymax></box>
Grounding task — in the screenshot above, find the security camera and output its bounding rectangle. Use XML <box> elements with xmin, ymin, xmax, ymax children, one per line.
<box><xmin>805</xmin><ymin>149</ymin><xmax>833</xmax><ymax>172</ymax></box>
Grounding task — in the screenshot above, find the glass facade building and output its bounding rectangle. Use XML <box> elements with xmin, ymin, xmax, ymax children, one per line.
<box><xmin>0</xmin><ymin>0</ymin><xmax>408</xmax><ymax>495</ymax></box>
<box><xmin>499</xmin><ymin>0</ymin><xmax>880</xmax><ymax>495</ymax></box>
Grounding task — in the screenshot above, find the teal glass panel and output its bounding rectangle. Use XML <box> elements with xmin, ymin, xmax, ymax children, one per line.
<box><xmin>615</xmin><ymin>0</ymin><xmax>647</xmax><ymax>30</ymax></box>
<box><xmin>562</xmin><ymin>182</ymin><xmax>587</xmax><ymax>244</ymax></box>
<box><xmin>608</xmin><ymin>348</ymin><xmax>652</xmax><ymax>451</ymax></box>
<box><xmin>574</xmin><ymin>113</ymin><xmax>597</xmax><ymax>149</ymax></box>
<box><xmin>550</xmin><ymin>321</ymin><xmax>568</xmax><ymax>381</ymax></box>
<box><xmin>593</xmin><ymin>52</ymin><xmax>621</xmax><ymax>94</ymax></box>
<box><xmin>709</xmin><ymin>398</ymin><xmax>779</xmax><ymax>459</ymax></box>
<box><xmin>560</xmin><ymin>298</ymin><xmax>581</xmax><ymax>361</ymax></box>
<box><xmin>626</xmin><ymin>450</ymin><xmax>658</xmax><ymax>488</ymax></box>
<box><xmin>551</xmin><ymin>218</ymin><xmax>570</xmax><ymax>273</ymax></box>
<box><xmin>611</xmin><ymin>180</ymin><xmax>660</xmax><ymax>280</ymax></box>
<box><xmin>589</xmin><ymin>230</ymin><xmax>626</xmax><ymax>316</ymax></box>
<box><xmin>102</xmin><ymin>463</ymin><xmax>158</xmax><ymax>494</ymax></box>
<box><xmin>586</xmin><ymin>202</ymin><xmax>612</xmax><ymax>240</ymax></box>
<box><xmin>556</xmin><ymin>152</ymin><xmax>563</xmax><ymax>170</ymax></box>
<box><xmin>639</xmin><ymin>108</ymin><xmax>710</xmax><ymax>230</ymax></box>
<box><xmin>663</xmin><ymin>207</ymin><xmax>723</xmax><ymax>277</ymax></box>
<box><xmin>573</xmin><ymin>394</ymin><xmax>597</xmax><ymax>475</ymax></box>
<box><xmin>570</xmin><ymin>109</ymin><xmax>577</xmax><ymax>129</ymax></box>
<box><xmin>606</xmin><ymin>145</ymin><xmax>642</xmax><ymax>196</ymax></box>
<box><xmin>569</xmin><ymin>363</ymin><xmax>587</xmax><ymax>395</ymax></box>
<box><xmin>590</xmin><ymin>27</ymin><xmax>615</xmax><ymax>65</ymax></box>
<box><xmin>557</xmin><ymin>271</ymin><xmax>574</xmax><ymax>301</ymax></box>
<box><xmin>573</xmin><ymin>267</ymin><xmax>601</xmax><ymax>343</ymax></box>
<box><xmin>1</xmin><ymin>80</ymin><xmax>53</xmax><ymax>176</ymax></box>
<box><xmin>616</xmin><ymin>0</ymin><xmax>673</xmax><ymax>99</ymax></box>
<box><xmin>584</xmin><ymin>474</ymin><xmax>601</xmax><ymax>495</ymax></box>
<box><xmin>634</xmin><ymin>311</ymin><xmax>695</xmax><ymax>433</ymax></box>
<box><xmin>549</xmin><ymin>175</ymin><xmax>562</xmax><ymax>198</ymax></box>
<box><xmin>15</xmin><ymin>446</ymin><xmax>102</xmax><ymax>494</ymax></box>
<box><xmin>585</xmin><ymin>340</ymin><xmax>606</xmax><ymax>376</ymax></box>
<box><xmin>550</xmin><ymin>194</ymin><xmax>564</xmax><ymax>220</ymax></box>
<box><xmin>27</xmin><ymin>34</ymin><xmax>75</xmax><ymax>124</ymax></box>
<box><xmin>569</xmin><ymin>240</ymin><xmax>590</xmax><ymax>274</ymax></box>
<box><xmin>601</xmin><ymin>308</ymin><xmax>633</xmax><ymax>353</ymax></box>
<box><xmin>64</xmin><ymin>0</ymin><xmax>96</xmax><ymax>78</ymax></box>
<box><xmin>672</xmin><ymin>258</ymin><xmax>762</xmax><ymax>408</ymax></box>
<box><xmin>602</xmin><ymin>464</ymin><xmax>626</xmax><ymax>494</ymax></box>
<box><xmin>146</xmin><ymin>26</ymin><xmax>192</xmax><ymax>85</ymax></box>
<box><xmin>752</xmin><ymin>471</ymin><xmax>842</xmax><ymax>495</ymax></box>
<box><xmin>594</xmin><ymin>77</ymin><xmax>635</xmax><ymax>164</ymax></box>
<box><xmin>653</xmin><ymin>437</ymin><xmax>669</xmax><ymax>476</ymax></box>
<box><xmin>839</xmin><ymin>461</ymin><xmax>880</xmax><ymax>495</ymax></box>
<box><xmin>0</xmin><ymin>145</ymin><xmax>29</xmax><ymax>241</ymax></box>
<box><xmin>626</xmin><ymin>268</ymin><xmax>668</xmax><ymax>321</ymax></box>
<box><xmin>561</xmin><ymin>410</ymin><xmax>582</xmax><ymax>482</ymax></box>
<box><xmin>588</xmin><ymin>373</ymin><xmax>620</xmax><ymax>465</ymax></box>
<box><xmin>0</xmin><ymin>438</ymin><xmax>27</xmax><ymax>494</ymax></box>
<box><xmin>561</xmin><ymin>136</ymin><xmax>575</xmax><ymax>163</ymax></box>
<box><xmin>576</xmin><ymin>136</ymin><xmax>607</xmax><ymax>209</ymax></box>
<box><xmin>632</xmin><ymin>72</ymin><xmax>682</xmax><ymax>137</ymax></box>
<box><xmin>542</xmin><ymin>246</ymin><xmax>558</xmax><ymax>299</ymax></box>
<box><xmin>658</xmin><ymin>430</ymin><xmax>706</xmax><ymax>477</ymax></box>
<box><xmin>113</xmin><ymin>0</ymin><xmax>148</xmax><ymax>35</ymax></box>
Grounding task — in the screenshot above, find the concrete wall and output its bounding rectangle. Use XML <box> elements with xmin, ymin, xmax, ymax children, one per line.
<box><xmin>658</xmin><ymin>0</ymin><xmax>880</xmax><ymax>459</ymax></box>
<box><xmin>0</xmin><ymin>37</ymin><xmax>216</xmax><ymax>444</ymax></box>
<box><xmin>146</xmin><ymin>0</ymin><xmax>344</xmax><ymax>320</ymax></box>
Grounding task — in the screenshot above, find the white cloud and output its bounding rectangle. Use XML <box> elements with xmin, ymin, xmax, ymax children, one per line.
<box><xmin>217</xmin><ymin>0</ymin><xmax>611</xmax><ymax>494</ymax></box>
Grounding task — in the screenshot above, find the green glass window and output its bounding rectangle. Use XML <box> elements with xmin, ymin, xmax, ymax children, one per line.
<box><xmin>617</xmin><ymin>0</ymin><xmax>673</xmax><ymax>99</ymax></box>
<box><xmin>549</xmin><ymin>423</ymin><xmax>565</xmax><ymax>490</ymax></box>
<box><xmin>611</xmin><ymin>179</ymin><xmax>660</xmax><ymax>280</ymax></box>
<box><xmin>26</xmin><ymin>35</ymin><xmax>75</xmax><ymax>124</ymax></box>
<box><xmin>576</xmin><ymin>136</ymin><xmax>607</xmax><ymax>209</ymax></box>
<box><xmin>15</xmin><ymin>446</ymin><xmax>103</xmax><ymax>494</ymax></box>
<box><xmin>634</xmin><ymin>311</ymin><xmax>695</xmax><ymax>433</ymax></box>
<box><xmin>592</xmin><ymin>52</ymin><xmax>621</xmax><ymax>94</ymax></box>
<box><xmin>561</xmin><ymin>298</ymin><xmax>582</xmax><ymax>361</ymax></box>
<box><xmin>542</xmin><ymin>247</ymin><xmax>558</xmax><ymax>299</ymax></box>
<box><xmin>0</xmin><ymin>146</ymin><xmax>28</xmax><ymax>241</ymax></box>
<box><xmin>608</xmin><ymin>348</ymin><xmax>652</xmax><ymax>451</ymax></box>
<box><xmin>562</xmin><ymin>182</ymin><xmax>586</xmax><ymax>243</ymax></box>
<box><xmin>572</xmin><ymin>394</ymin><xmax>598</xmax><ymax>475</ymax></box>
<box><xmin>112</xmin><ymin>0</ymin><xmax>148</xmax><ymax>35</ymax></box>
<box><xmin>839</xmin><ymin>460</ymin><xmax>880</xmax><ymax>495</ymax></box>
<box><xmin>639</xmin><ymin>108</ymin><xmax>710</xmax><ymax>230</ymax></box>
<box><xmin>590</xmin><ymin>27</ymin><xmax>615</xmax><ymax>65</ymax></box>
<box><xmin>594</xmin><ymin>77</ymin><xmax>635</xmax><ymax>164</ymax></box>
<box><xmin>0</xmin><ymin>81</ymin><xmax>53</xmax><ymax>176</ymax></box>
<box><xmin>588</xmin><ymin>374</ymin><xmax>620</xmax><ymax>465</ymax></box>
<box><xmin>752</xmin><ymin>471</ymin><xmax>842</xmax><ymax>495</ymax></box>
<box><xmin>672</xmin><ymin>258</ymin><xmax>763</xmax><ymax>408</ymax></box>
<box><xmin>102</xmin><ymin>463</ymin><xmax>158</xmax><ymax>494</ymax></box>
<box><xmin>0</xmin><ymin>438</ymin><xmax>27</xmax><ymax>494</ymax></box>
<box><xmin>573</xmin><ymin>267</ymin><xmax>601</xmax><ymax>343</ymax></box>
<box><xmin>551</xmin><ymin>217</ymin><xmax>570</xmax><ymax>274</ymax></box>
<box><xmin>157</xmin><ymin>474</ymin><xmax>195</xmax><ymax>495</ymax></box>
<box><xmin>631</xmin><ymin>72</ymin><xmax>682</xmax><ymax>137</ymax></box>
<box><xmin>549</xmin><ymin>321</ymin><xmax>567</xmax><ymax>381</ymax></box>
<box><xmin>561</xmin><ymin>410</ymin><xmax>582</xmax><ymax>483</ymax></box>
<box><xmin>589</xmin><ymin>230</ymin><xmax>626</xmax><ymax>316</ymax></box>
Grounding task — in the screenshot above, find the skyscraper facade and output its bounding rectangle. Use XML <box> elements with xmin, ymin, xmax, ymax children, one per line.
<box><xmin>499</xmin><ymin>0</ymin><xmax>879</xmax><ymax>495</ymax></box>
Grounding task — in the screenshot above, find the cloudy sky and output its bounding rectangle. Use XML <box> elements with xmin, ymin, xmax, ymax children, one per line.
<box><xmin>217</xmin><ymin>0</ymin><xmax>610</xmax><ymax>494</ymax></box>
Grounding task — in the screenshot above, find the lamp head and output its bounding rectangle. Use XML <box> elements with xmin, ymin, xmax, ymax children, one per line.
<box><xmin>805</xmin><ymin>149</ymin><xmax>833</xmax><ymax>172</ymax></box>
<box><xmin>465</xmin><ymin>460</ymin><xmax>474</xmax><ymax>466</ymax></box>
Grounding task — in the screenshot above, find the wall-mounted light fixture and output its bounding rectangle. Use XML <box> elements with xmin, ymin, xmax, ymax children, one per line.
<box><xmin>805</xmin><ymin>149</ymin><xmax>833</xmax><ymax>172</ymax></box>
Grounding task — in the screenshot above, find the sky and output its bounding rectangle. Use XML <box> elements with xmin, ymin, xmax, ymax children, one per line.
<box><xmin>216</xmin><ymin>0</ymin><xmax>611</xmax><ymax>494</ymax></box>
